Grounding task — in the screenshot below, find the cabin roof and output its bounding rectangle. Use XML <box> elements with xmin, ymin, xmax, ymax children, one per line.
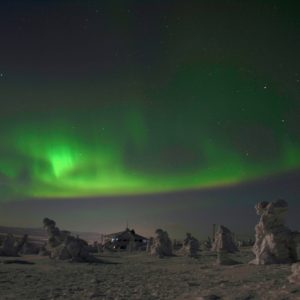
<box><xmin>104</xmin><ymin>228</ymin><xmax>148</xmax><ymax>240</ymax></box>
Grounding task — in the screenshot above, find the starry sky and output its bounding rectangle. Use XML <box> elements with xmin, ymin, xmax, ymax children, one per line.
<box><xmin>0</xmin><ymin>0</ymin><xmax>300</xmax><ymax>239</ymax></box>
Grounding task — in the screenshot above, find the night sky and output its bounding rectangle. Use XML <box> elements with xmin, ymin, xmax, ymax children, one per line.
<box><xmin>0</xmin><ymin>0</ymin><xmax>300</xmax><ymax>239</ymax></box>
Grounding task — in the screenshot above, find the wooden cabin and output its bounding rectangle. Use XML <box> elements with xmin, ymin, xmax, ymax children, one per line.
<box><xmin>103</xmin><ymin>228</ymin><xmax>148</xmax><ymax>251</ymax></box>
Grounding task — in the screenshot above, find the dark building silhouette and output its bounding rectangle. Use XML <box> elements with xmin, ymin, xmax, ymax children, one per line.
<box><xmin>103</xmin><ymin>228</ymin><xmax>148</xmax><ymax>251</ymax></box>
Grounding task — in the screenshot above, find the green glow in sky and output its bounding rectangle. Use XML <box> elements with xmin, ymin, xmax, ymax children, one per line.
<box><xmin>1</xmin><ymin>65</ymin><xmax>300</xmax><ymax>199</ymax></box>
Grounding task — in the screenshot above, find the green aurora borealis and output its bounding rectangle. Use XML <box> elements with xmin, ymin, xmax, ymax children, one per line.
<box><xmin>0</xmin><ymin>0</ymin><xmax>300</xmax><ymax>204</ymax></box>
<box><xmin>1</xmin><ymin>64</ymin><xmax>300</xmax><ymax>199</ymax></box>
